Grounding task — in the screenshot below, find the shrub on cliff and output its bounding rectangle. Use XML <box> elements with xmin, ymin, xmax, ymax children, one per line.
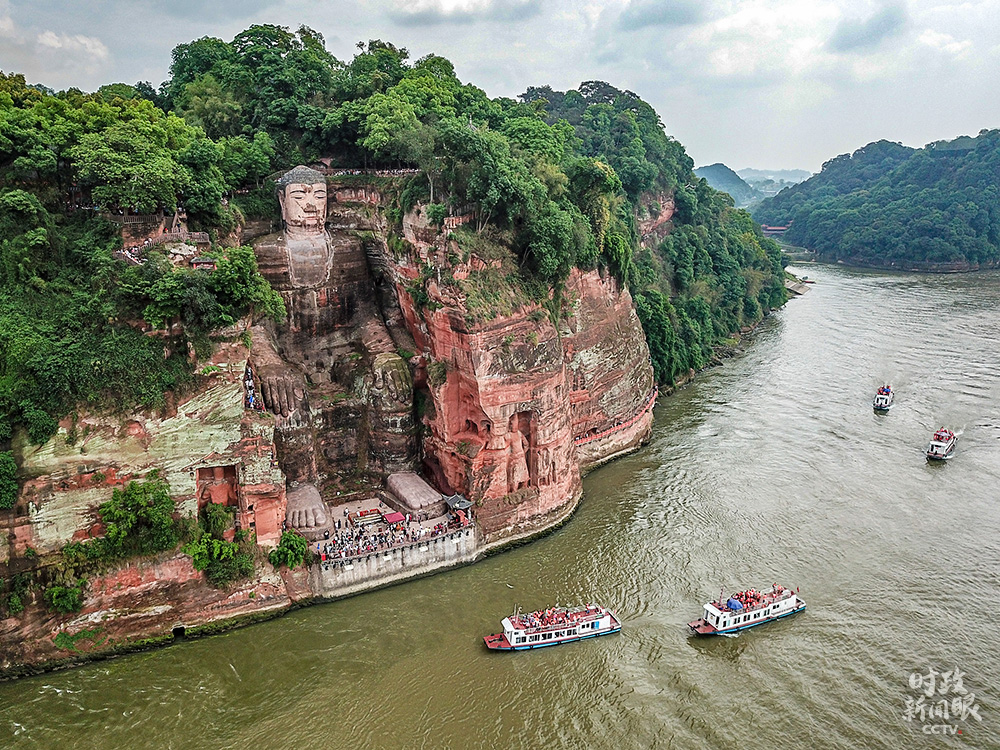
<box><xmin>268</xmin><ymin>530</ymin><xmax>309</xmax><ymax>569</ymax></box>
<box><xmin>3</xmin><ymin>573</ymin><xmax>31</xmax><ymax>616</ymax></box>
<box><xmin>0</xmin><ymin>451</ymin><xmax>17</xmax><ymax>509</ymax></box>
<box><xmin>99</xmin><ymin>471</ymin><xmax>182</xmax><ymax>558</ymax></box>
<box><xmin>184</xmin><ymin>534</ymin><xmax>255</xmax><ymax>586</ymax></box>
<box><xmin>183</xmin><ymin>503</ymin><xmax>255</xmax><ymax>587</ymax></box>
<box><xmin>44</xmin><ymin>579</ymin><xmax>87</xmax><ymax>614</ymax></box>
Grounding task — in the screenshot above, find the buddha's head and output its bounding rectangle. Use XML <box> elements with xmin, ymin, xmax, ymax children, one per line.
<box><xmin>277</xmin><ymin>166</ymin><xmax>328</xmax><ymax>236</ymax></box>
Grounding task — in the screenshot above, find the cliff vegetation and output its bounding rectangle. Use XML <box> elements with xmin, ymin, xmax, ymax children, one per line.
<box><xmin>1</xmin><ymin>25</ymin><xmax>785</xmax><ymax>451</ymax></box>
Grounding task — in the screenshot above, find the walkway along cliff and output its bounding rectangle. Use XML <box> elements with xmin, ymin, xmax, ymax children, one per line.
<box><xmin>0</xmin><ymin>170</ymin><xmax>660</xmax><ymax>678</ymax></box>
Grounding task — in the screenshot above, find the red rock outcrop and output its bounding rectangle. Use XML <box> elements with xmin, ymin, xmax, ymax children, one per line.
<box><xmin>384</xmin><ymin>205</ymin><xmax>656</xmax><ymax>540</ymax></box>
<box><xmin>0</xmin><ymin>551</ymin><xmax>291</xmax><ymax>676</ymax></box>
<box><xmin>637</xmin><ymin>192</ymin><xmax>676</xmax><ymax>245</ymax></box>
<box><xmin>562</xmin><ymin>268</ymin><xmax>657</xmax><ymax>471</ymax></box>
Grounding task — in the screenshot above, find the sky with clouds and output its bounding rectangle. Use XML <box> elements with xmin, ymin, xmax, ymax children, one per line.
<box><xmin>2</xmin><ymin>0</ymin><xmax>998</xmax><ymax>172</ymax></box>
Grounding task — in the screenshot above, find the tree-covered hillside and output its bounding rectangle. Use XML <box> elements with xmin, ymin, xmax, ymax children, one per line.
<box><xmin>753</xmin><ymin>133</ymin><xmax>1000</xmax><ymax>267</ymax></box>
<box><xmin>694</xmin><ymin>164</ymin><xmax>762</xmax><ymax>208</ymax></box>
<box><xmin>0</xmin><ymin>24</ymin><xmax>787</xmax><ymax>449</ymax></box>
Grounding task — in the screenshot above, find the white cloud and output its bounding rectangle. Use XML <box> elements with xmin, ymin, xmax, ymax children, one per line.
<box><xmin>389</xmin><ymin>0</ymin><xmax>542</xmax><ymax>25</ymax></box>
<box><xmin>0</xmin><ymin>0</ymin><xmax>14</xmax><ymax>37</ymax></box>
<box><xmin>36</xmin><ymin>30</ymin><xmax>109</xmax><ymax>58</ymax></box>
<box><xmin>674</xmin><ymin>1</ymin><xmax>840</xmax><ymax>83</ymax></box>
<box><xmin>918</xmin><ymin>28</ymin><xmax>973</xmax><ymax>54</ymax></box>
<box><xmin>0</xmin><ymin>4</ymin><xmax>111</xmax><ymax>84</ymax></box>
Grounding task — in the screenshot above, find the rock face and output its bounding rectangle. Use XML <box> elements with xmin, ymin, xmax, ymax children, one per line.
<box><xmin>6</xmin><ymin>342</ymin><xmax>286</xmax><ymax>559</ymax></box>
<box><xmin>0</xmin><ymin>551</ymin><xmax>292</xmax><ymax>676</ymax></box>
<box><xmin>637</xmin><ymin>192</ymin><xmax>676</xmax><ymax>245</ymax></box>
<box><xmin>562</xmin><ymin>268</ymin><xmax>657</xmax><ymax>472</ymax></box>
<box><xmin>0</xmin><ymin>174</ymin><xmax>658</xmax><ymax>677</ymax></box>
<box><xmin>387</xmin><ymin>206</ymin><xmax>656</xmax><ymax>541</ymax></box>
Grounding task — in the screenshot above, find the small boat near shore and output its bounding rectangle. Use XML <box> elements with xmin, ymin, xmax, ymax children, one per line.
<box><xmin>688</xmin><ymin>584</ymin><xmax>805</xmax><ymax>636</ymax></box>
<box><xmin>926</xmin><ymin>427</ymin><xmax>957</xmax><ymax>461</ymax></box>
<box><xmin>873</xmin><ymin>384</ymin><xmax>894</xmax><ymax>412</ymax></box>
<box><xmin>484</xmin><ymin>604</ymin><xmax>621</xmax><ymax>651</ymax></box>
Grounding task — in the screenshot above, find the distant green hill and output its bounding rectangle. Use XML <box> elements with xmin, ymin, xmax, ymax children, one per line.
<box><xmin>694</xmin><ymin>163</ymin><xmax>761</xmax><ymax>208</ymax></box>
<box><xmin>752</xmin><ymin>133</ymin><xmax>1000</xmax><ymax>269</ymax></box>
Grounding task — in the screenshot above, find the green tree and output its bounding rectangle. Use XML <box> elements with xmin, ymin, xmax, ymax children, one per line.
<box><xmin>99</xmin><ymin>471</ymin><xmax>181</xmax><ymax>558</ymax></box>
<box><xmin>208</xmin><ymin>245</ymin><xmax>286</xmax><ymax>323</ymax></box>
<box><xmin>0</xmin><ymin>451</ymin><xmax>17</xmax><ymax>509</ymax></box>
<box><xmin>268</xmin><ymin>530</ymin><xmax>309</xmax><ymax>569</ymax></box>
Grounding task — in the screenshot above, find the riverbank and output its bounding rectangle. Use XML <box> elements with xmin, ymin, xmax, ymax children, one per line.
<box><xmin>781</xmin><ymin>245</ymin><xmax>998</xmax><ymax>274</ymax></box>
<box><xmin>0</xmin><ymin>487</ymin><xmax>590</xmax><ymax>681</ymax></box>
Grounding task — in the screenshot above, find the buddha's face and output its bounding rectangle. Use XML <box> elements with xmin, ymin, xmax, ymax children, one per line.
<box><xmin>279</xmin><ymin>182</ymin><xmax>327</xmax><ymax>232</ymax></box>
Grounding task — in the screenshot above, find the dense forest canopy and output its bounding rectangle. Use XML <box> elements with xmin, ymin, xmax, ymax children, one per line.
<box><xmin>753</xmin><ymin>133</ymin><xmax>1000</xmax><ymax>267</ymax></box>
<box><xmin>0</xmin><ymin>23</ymin><xmax>786</xmax><ymax>451</ymax></box>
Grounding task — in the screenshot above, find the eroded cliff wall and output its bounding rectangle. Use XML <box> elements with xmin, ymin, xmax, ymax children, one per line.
<box><xmin>1</xmin><ymin>176</ymin><xmax>658</xmax><ymax>676</ymax></box>
<box><xmin>386</xmin><ymin>201</ymin><xmax>656</xmax><ymax>541</ymax></box>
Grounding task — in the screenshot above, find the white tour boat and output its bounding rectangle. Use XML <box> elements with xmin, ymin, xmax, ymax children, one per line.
<box><xmin>926</xmin><ymin>427</ymin><xmax>957</xmax><ymax>461</ymax></box>
<box><xmin>484</xmin><ymin>604</ymin><xmax>621</xmax><ymax>651</ymax></box>
<box><xmin>873</xmin><ymin>384</ymin><xmax>894</xmax><ymax>412</ymax></box>
<box><xmin>688</xmin><ymin>584</ymin><xmax>805</xmax><ymax>636</ymax></box>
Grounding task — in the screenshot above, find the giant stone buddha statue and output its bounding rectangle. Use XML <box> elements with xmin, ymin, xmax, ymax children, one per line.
<box><xmin>249</xmin><ymin>166</ymin><xmax>415</xmax><ymax>540</ymax></box>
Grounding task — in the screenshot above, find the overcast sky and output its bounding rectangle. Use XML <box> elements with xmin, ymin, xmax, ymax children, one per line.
<box><xmin>2</xmin><ymin>0</ymin><xmax>998</xmax><ymax>172</ymax></box>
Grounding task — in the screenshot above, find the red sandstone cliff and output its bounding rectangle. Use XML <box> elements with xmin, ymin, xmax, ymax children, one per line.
<box><xmin>387</xmin><ymin>205</ymin><xmax>656</xmax><ymax>541</ymax></box>
<box><xmin>0</xmin><ymin>177</ymin><xmax>659</xmax><ymax>677</ymax></box>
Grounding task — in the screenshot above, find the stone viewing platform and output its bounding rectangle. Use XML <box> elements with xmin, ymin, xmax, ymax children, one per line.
<box><xmin>294</xmin><ymin>489</ymin><xmax>479</xmax><ymax>599</ymax></box>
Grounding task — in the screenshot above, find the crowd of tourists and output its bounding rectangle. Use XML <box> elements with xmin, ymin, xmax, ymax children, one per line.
<box><xmin>327</xmin><ymin>168</ymin><xmax>420</xmax><ymax>177</ymax></box>
<box><xmin>728</xmin><ymin>584</ymin><xmax>788</xmax><ymax>611</ymax></box>
<box><xmin>243</xmin><ymin>363</ymin><xmax>264</xmax><ymax>411</ymax></box>
<box><xmin>317</xmin><ymin>514</ymin><xmax>462</xmax><ymax>563</ymax></box>
<box><xmin>520</xmin><ymin>608</ymin><xmax>573</xmax><ymax>629</ymax></box>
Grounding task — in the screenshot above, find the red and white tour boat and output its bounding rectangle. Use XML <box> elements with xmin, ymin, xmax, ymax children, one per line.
<box><xmin>483</xmin><ymin>604</ymin><xmax>621</xmax><ymax>651</ymax></box>
<box><xmin>873</xmin><ymin>384</ymin><xmax>894</xmax><ymax>412</ymax></box>
<box><xmin>688</xmin><ymin>584</ymin><xmax>805</xmax><ymax>636</ymax></box>
<box><xmin>926</xmin><ymin>427</ymin><xmax>957</xmax><ymax>461</ymax></box>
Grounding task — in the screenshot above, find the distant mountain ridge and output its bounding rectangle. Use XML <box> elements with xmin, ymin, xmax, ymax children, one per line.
<box><xmin>694</xmin><ymin>163</ymin><xmax>761</xmax><ymax>208</ymax></box>
<box><xmin>752</xmin><ymin>131</ymin><xmax>1000</xmax><ymax>270</ymax></box>
<box><xmin>737</xmin><ymin>168</ymin><xmax>812</xmax><ymax>198</ymax></box>
<box><xmin>737</xmin><ymin>168</ymin><xmax>812</xmax><ymax>183</ymax></box>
